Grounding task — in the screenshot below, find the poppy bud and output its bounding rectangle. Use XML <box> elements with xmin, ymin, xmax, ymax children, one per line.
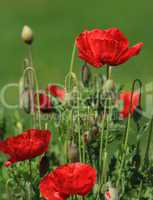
<box><xmin>21</xmin><ymin>25</ymin><xmax>33</xmax><ymax>45</ymax></box>
<box><xmin>20</xmin><ymin>88</ymin><xmax>34</xmax><ymax>114</ymax></box>
<box><xmin>92</xmin><ymin>125</ymin><xmax>99</xmax><ymax>137</ymax></box>
<box><xmin>39</xmin><ymin>155</ymin><xmax>50</xmax><ymax>178</ymax></box>
<box><xmin>68</xmin><ymin>143</ymin><xmax>79</xmax><ymax>162</ymax></box>
<box><xmin>83</xmin><ymin>131</ymin><xmax>91</xmax><ymax>144</ymax></box>
<box><xmin>81</xmin><ymin>63</ymin><xmax>91</xmax><ymax>87</ymax></box>
<box><xmin>103</xmin><ymin>80</ymin><xmax>115</xmax><ymax>93</ymax></box>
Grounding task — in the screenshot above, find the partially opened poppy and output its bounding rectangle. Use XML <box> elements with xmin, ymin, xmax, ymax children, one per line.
<box><xmin>0</xmin><ymin>129</ymin><xmax>51</xmax><ymax>166</ymax></box>
<box><xmin>76</xmin><ymin>28</ymin><xmax>144</xmax><ymax>68</ymax></box>
<box><xmin>35</xmin><ymin>91</ymin><xmax>52</xmax><ymax>113</ymax></box>
<box><xmin>46</xmin><ymin>84</ymin><xmax>65</xmax><ymax>101</ymax></box>
<box><xmin>105</xmin><ymin>191</ymin><xmax>111</xmax><ymax>200</ymax></box>
<box><xmin>119</xmin><ymin>91</ymin><xmax>140</xmax><ymax>118</ymax></box>
<box><xmin>39</xmin><ymin>162</ymin><xmax>96</xmax><ymax>200</ymax></box>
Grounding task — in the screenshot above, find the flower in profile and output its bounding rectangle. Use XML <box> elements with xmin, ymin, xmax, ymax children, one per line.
<box><xmin>76</xmin><ymin>28</ymin><xmax>144</xmax><ymax>68</ymax></box>
<box><xmin>46</xmin><ymin>84</ymin><xmax>65</xmax><ymax>101</ymax></box>
<box><xmin>119</xmin><ymin>91</ymin><xmax>140</xmax><ymax>118</ymax></box>
<box><xmin>0</xmin><ymin>129</ymin><xmax>51</xmax><ymax>167</ymax></box>
<box><xmin>39</xmin><ymin>163</ymin><xmax>96</xmax><ymax>200</ymax></box>
<box><xmin>35</xmin><ymin>90</ymin><xmax>52</xmax><ymax>113</ymax></box>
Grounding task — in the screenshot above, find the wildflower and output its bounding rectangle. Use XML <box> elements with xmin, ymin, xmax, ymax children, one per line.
<box><xmin>39</xmin><ymin>163</ymin><xmax>96</xmax><ymax>200</ymax></box>
<box><xmin>119</xmin><ymin>91</ymin><xmax>140</xmax><ymax>118</ymax></box>
<box><xmin>76</xmin><ymin>28</ymin><xmax>143</xmax><ymax>67</ymax></box>
<box><xmin>0</xmin><ymin>129</ymin><xmax>51</xmax><ymax>166</ymax></box>
<box><xmin>46</xmin><ymin>84</ymin><xmax>65</xmax><ymax>102</ymax></box>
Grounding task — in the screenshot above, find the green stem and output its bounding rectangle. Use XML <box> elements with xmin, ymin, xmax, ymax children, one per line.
<box><xmin>77</xmin><ymin>90</ymin><xmax>82</xmax><ymax>162</ymax></box>
<box><xmin>116</xmin><ymin>114</ymin><xmax>131</xmax><ymax>187</ymax></box>
<box><xmin>137</xmin><ymin>180</ymin><xmax>143</xmax><ymax>199</ymax></box>
<box><xmin>143</xmin><ymin>115</ymin><xmax>153</xmax><ymax>169</ymax></box>
<box><xmin>29</xmin><ymin>160</ymin><xmax>33</xmax><ymax>198</ymax></box>
<box><xmin>66</xmin><ymin>42</ymin><xmax>76</xmax><ymax>91</ymax></box>
<box><xmin>106</xmin><ymin>65</ymin><xmax>112</xmax><ymax>80</ymax></box>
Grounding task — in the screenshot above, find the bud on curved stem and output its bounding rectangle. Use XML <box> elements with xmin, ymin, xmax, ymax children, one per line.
<box><xmin>21</xmin><ymin>25</ymin><xmax>33</xmax><ymax>45</ymax></box>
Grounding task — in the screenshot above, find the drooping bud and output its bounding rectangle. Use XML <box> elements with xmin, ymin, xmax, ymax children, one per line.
<box><xmin>81</xmin><ymin>63</ymin><xmax>91</xmax><ymax>87</ymax></box>
<box><xmin>20</xmin><ymin>88</ymin><xmax>35</xmax><ymax>114</ymax></box>
<box><xmin>91</xmin><ymin>125</ymin><xmax>99</xmax><ymax>138</ymax></box>
<box><xmin>68</xmin><ymin>143</ymin><xmax>79</xmax><ymax>162</ymax></box>
<box><xmin>21</xmin><ymin>25</ymin><xmax>33</xmax><ymax>45</ymax></box>
<box><xmin>39</xmin><ymin>154</ymin><xmax>50</xmax><ymax>177</ymax></box>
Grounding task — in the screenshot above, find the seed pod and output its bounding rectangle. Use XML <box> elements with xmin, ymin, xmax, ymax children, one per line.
<box><xmin>39</xmin><ymin>154</ymin><xmax>50</xmax><ymax>177</ymax></box>
<box><xmin>68</xmin><ymin>143</ymin><xmax>79</xmax><ymax>162</ymax></box>
<box><xmin>81</xmin><ymin>63</ymin><xmax>91</xmax><ymax>87</ymax></box>
<box><xmin>21</xmin><ymin>25</ymin><xmax>33</xmax><ymax>45</ymax></box>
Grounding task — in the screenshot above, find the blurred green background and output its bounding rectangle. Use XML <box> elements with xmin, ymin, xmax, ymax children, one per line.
<box><xmin>0</xmin><ymin>0</ymin><xmax>152</xmax><ymax>101</ymax></box>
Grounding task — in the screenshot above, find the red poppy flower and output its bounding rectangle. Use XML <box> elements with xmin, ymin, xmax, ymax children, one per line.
<box><xmin>119</xmin><ymin>91</ymin><xmax>140</xmax><ymax>118</ymax></box>
<box><xmin>76</xmin><ymin>28</ymin><xmax>144</xmax><ymax>67</ymax></box>
<box><xmin>0</xmin><ymin>129</ymin><xmax>51</xmax><ymax>166</ymax></box>
<box><xmin>40</xmin><ymin>173</ymin><xmax>68</xmax><ymax>200</ymax></box>
<box><xmin>46</xmin><ymin>84</ymin><xmax>65</xmax><ymax>101</ymax></box>
<box><xmin>105</xmin><ymin>191</ymin><xmax>111</xmax><ymax>200</ymax></box>
<box><xmin>35</xmin><ymin>91</ymin><xmax>52</xmax><ymax>113</ymax></box>
<box><xmin>39</xmin><ymin>163</ymin><xmax>96</xmax><ymax>200</ymax></box>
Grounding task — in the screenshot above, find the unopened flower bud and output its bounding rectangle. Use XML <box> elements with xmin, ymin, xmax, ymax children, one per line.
<box><xmin>21</xmin><ymin>25</ymin><xmax>33</xmax><ymax>45</ymax></box>
<box><xmin>39</xmin><ymin>155</ymin><xmax>50</xmax><ymax>177</ymax></box>
<box><xmin>92</xmin><ymin>125</ymin><xmax>99</xmax><ymax>138</ymax></box>
<box><xmin>68</xmin><ymin>143</ymin><xmax>79</xmax><ymax>162</ymax></box>
<box><xmin>20</xmin><ymin>88</ymin><xmax>34</xmax><ymax>114</ymax></box>
<box><xmin>81</xmin><ymin>63</ymin><xmax>91</xmax><ymax>87</ymax></box>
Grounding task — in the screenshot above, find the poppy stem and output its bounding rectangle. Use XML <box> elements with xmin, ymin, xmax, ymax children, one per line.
<box><xmin>29</xmin><ymin>160</ymin><xmax>33</xmax><ymax>198</ymax></box>
<box><xmin>143</xmin><ymin>115</ymin><xmax>153</xmax><ymax>169</ymax></box>
<box><xmin>116</xmin><ymin>80</ymin><xmax>139</xmax><ymax>188</ymax></box>
<box><xmin>106</xmin><ymin>65</ymin><xmax>112</xmax><ymax>80</ymax></box>
<box><xmin>77</xmin><ymin>88</ymin><xmax>82</xmax><ymax>162</ymax></box>
<box><xmin>65</xmin><ymin>42</ymin><xmax>77</xmax><ymax>91</ymax></box>
<box><xmin>99</xmin><ymin>101</ymin><xmax>106</xmax><ymax>180</ymax></box>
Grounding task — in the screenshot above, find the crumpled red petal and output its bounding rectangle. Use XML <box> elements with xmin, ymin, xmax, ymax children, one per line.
<box><xmin>39</xmin><ymin>163</ymin><xmax>96</xmax><ymax>200</ymax></box>
<box><xmin>0</xmin><ymin>129</ymin><xmax>51</xmax><ymax>166</ymax></box>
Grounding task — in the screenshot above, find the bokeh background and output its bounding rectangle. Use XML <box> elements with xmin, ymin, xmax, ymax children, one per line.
<box><xmin>0</xmin><ymin>0</ymin><xmax>152</xmax><ymax>102</ymax></box>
